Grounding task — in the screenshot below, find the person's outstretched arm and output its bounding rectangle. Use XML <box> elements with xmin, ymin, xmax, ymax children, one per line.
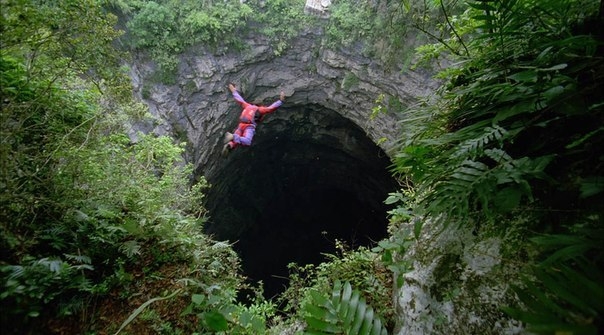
<box><xmin>258</xmin><ymin>91</ymin><xmax>285</xmax><ymax>115</ymax></box>
<box><xmin>228</xmin><ymin>83</ymin><xmax>252</xmax><ymax>108</ymax></box>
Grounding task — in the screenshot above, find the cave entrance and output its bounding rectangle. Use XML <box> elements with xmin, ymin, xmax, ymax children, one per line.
<box><xmin>203</xmin><ymin>104</ymin><xmax>398</xmax><ymax>299</ymax></box>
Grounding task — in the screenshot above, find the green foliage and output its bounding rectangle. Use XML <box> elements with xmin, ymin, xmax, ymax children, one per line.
<box><xmin>1</xmin><ymin>256</ymin><xmax>94</xmax><ymax>320</ymax></box>
<box><xmin>0</xmin><ymin>50</ymin><xmax>216</xmax><ymax>330</ymax></box>
<box><xmin>390</xmin><ymin>0</ymin><xmax>604</xmax><ymax>333</ymax></box>
<box><xmin>281</xmin><ymin>241</ymin><xmax>395</xmax><ymax>332</ymax></box>
<box><xmin>116</xmin><ymin>0</ymin><xmax>314</xmax><ymax>74</ymax></box>
<box><xmin>1</xmin><ymin>2</ymin><xmax>250</xmax><ymax>333</ymax></box>
<box><xmin>0</xmin><ymin>0</ymin><xmax>131</xmax><ymax>99</ymax></box>
<box><xmin>393</xmin><ymin>0</ymin><xmax>604</xmax><ymax>225</ymax></box>
<box><xmin>324</xmin><ymin>1</ymin><xmax>375</xmax><ymax>49</ymax></box>
<box><xmin>254</xmin><ymin>0</ymin><xmax>316</xmax><ymax>55</ymax></box>
<box><xmin>321</xmin><ymin>0</ymin><xmax>469</xmax><ymax>68</ymax></box>
<box><xmin>3</xmin><ymin>0</ymin><xmax>602</xmax><ymax>334</ymax></box>
<box><xmin>373</xmin><ymin>192</ymin><xmax>418</xmax><ymax>289</ymax></box>
<box><xmin>342</xmin><ymin>72</ymin><xmax>360</xmax><ymax>90</ymax></box>
<box><xmin>409</xmin><ymin>1</ymin><xmax>475</xmax><ymax>68</ymax></box>
<box><xmin>180</xmin><ymin>277</ymin><xmax>276</xmax><ymax>334</ymax></box>
<box><xmin>121</xmin><ymin>0</ymin><xmax>253</xmax><ymax>73</ymax></box>
<box><xmin>503</xmin><ymin>224</ymin><xmax>604</xmax><ymax>334</ymax></box>
<box><xmin>114</xmin><ymin>289</ymin><xmax>183</xmax><ymax>335</ymax></box>
<box><xmin>302</xmin><ymin>280</ymin><xmax>388</xmax><ymax>335</ymax></box>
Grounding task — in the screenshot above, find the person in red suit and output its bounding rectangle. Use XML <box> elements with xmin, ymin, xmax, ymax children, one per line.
<box><xmin>222</xmin><ymin>83</ymin><xmax>285</xmax><ymax>155</ymax></box>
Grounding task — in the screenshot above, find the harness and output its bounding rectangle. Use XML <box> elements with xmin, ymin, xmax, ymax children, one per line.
<box><xmin>239</xmin><ymin>105</ymin><xmax>260</xmax><ymax>124</ymax></box>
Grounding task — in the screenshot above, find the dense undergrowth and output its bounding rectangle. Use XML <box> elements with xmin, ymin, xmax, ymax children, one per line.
<box><xmin>0</xmin><ymin>1</ymin><xmax>255</xmax><ymax>333</ymax></box>
<box><xmin>393</xmin><ymin>0</ymin><xmax>604</xmax><ymax>333</ymax></box>
<box><xmin>1</xmin><ymin>0</ymin><xmax>603</xmax><ymax>334</ymax></box>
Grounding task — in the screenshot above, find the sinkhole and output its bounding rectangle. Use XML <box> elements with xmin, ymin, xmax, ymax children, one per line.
<box><xmin>203</xmin><ymin>104</ymin><xmax>398</xmax><ymax>299</ymax></box>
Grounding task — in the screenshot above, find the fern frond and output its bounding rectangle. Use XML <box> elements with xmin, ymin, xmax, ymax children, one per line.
<box><xmin>5</xmin><ymin>265</ymin><xmax>26</xmax><ymax>280</ymax></box>
<box><xmin>505</xmin><ymin>227</ymin><xmax>604</xmax><ymax>334</ymax></box>
<box><xmin>119</xmin><ymin>240</ymin><xmax>142</xmax><ymax>258</ymax></box>
<box><xmin>303</xmin><ymin>280</ymin><xmax>388</xmax><ymax>335</ymax></box>
<box><xmin>36</xmin><ymin>258</ymin><xmax>64</xmax><ymax>273</ymax></box>
<box><xmin>483</xmin><ymin>148</ymin><xmax>512</xmax><ymax>164</ymax></box>
<box><xmin>64</xmin><ymin>253</ymin><xmax>92</xmax><ymax>264</ymax></box>
<box><xmin>453</xmin><ymin>125</ymin><xmax>508</xmax><ymax>159</ymax></box>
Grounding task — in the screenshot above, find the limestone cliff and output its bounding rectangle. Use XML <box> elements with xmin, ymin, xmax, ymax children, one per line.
<box><xmin>129</xmin><ymin>29</ymin><xmax>437</xmax><ymax>181</ymax></box>
<box><xmin>128</xmin><ymin>27</ymin><xmax>522</xmax><ymax>335</ymax></box>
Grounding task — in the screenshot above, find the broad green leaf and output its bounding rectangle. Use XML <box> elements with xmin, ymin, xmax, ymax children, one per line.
<box><xmin>344</xmin><ymin>291</ymin><xmax>360</xmax><ymax>326</ymax></box>
<box><xmin>543</xmin><ymin>85</ymin><xmax>564</xmax><ymax>103</ymax></box>
<box><xmin>494</xmin><ymin>98</ymin><xmax>538</xmax><ymax>122</ymax></box>
<box><xmin>384</xmin><ymin>193</ymin><xmax>402</xmax><ymax>204</ymax></box>
<box><xmin>579</xmin><ymin>176</ymin><xmax>604</xmax><ymax>198</ymax></box>
<box><xmin>508</xmin><ymin>70</ymin><xmax>538</xmax><ymax>83</ymax></box>
<box><xmin>191</xmin><ymin>293</ymin><xmax>205</xmax><ymax>305</ymax></box>
<box><xmin>306</xmin><ymin>303</ymin><xmax>329</xmax><ymax>320</ymax></box>
<box><xmin>310</xmin><ymin>289</ymin><xmax>331</xmax><ymax>307</ymax></box>
<box><xmin>537</xmin><ymin>269</ymin><xmax>596</xmax><ymax>316</ymax></box>
<box><xmin>541</xmin><ymin>244</ymin><xmax>593</xmax><ymax>265</ymax></box>
<box><xmin>396</xmin><ymin>274</ymin><xmax>405</xmax><ymax>288</ymax></box>
<box><xmin>203</xmin><ymin>311</ymin><xmax>228</xmax><ymax>331</ymax></box>
<box><xmin>338</xmin><ymin>281</ymin><xmax>353</xmax><ymax>321</ymax></box>
<box><xmin>239</xmin><ymin>310</ymin><xmax>252</xmax><ymax>327</ymax></box>
<box><xmin>251</xmin><ymin>316</ymin><xmax>266</xmax><ymax>333</ymax></box>
<box><xmin>381</xmin><ymin>250</ymin><xmax>393</xmax><ymax>263</ymax></box>
<box><xmin>531</xmin><ymin>234</ymin><xmax>590</xmax><ymax>247</ymax></box>
<box><xmin>331</xmin><ymin>280</ymin><xmax>343</xmax><ymax>306</ymax></box>
<box><xmin>566</xmin><ymin>128</ymin><xmax>604</xmax><ymax>149</ymax></box>
<box><xmin>349</xmin><ymin>298</ymin><xmax>367</xmax><ymax>334</ymax></box>
<box><xmin>180</xmin><ymin>303</ymin><xmax>193</xmax><ymax>316</ymax></box>
<box><xmin>494</xmin><ymin>186</ymin><xmax>522</xmax><ymax>212</ymax></box>
<box><xmin>468</xmin><ymin>1</ymin><xmax>496</xmax><ymax>12</ymax></box>
<box><xmin>377</xmin><ymin>240</ymin><xmax>400</xmax><ymax>250</ymax></box>
<box><xmin>536</xmin><ymin>46</ymin><xmax>554</xmax><ymax>61</ymax></box>
<box><xmin>371</xmin><ymin>318</ymin><xmax>385</xmax><ymax>335</ymax></box>
<box><xmin>413</xmin><ymin>219</ymin><xmax>423</xmax><ymax>240</ymax></box>
<box><xmin>359</xmin><ymin>307</ymin><xmax>374</xmax><ymax>334</ymax></box>
<box><xmin>540</xmin><ymin>63</ymin><xmax>568</xmax><ymax>71</ymax></box>
<box><xmin>560</xmin><ymin>264</ymin><xmax>604</xmax><ymax>312</ymax></box>
<box><xmin>305</xmin><ymin>316</ymin><xmax>340</xmax><ymax>333</ymax></box>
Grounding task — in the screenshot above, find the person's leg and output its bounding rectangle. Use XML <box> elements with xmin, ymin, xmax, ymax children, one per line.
<box><xmin>225</xmin><ymin>126</ymin><xmax>243</xmax><ymax>148</ymax></box>
<box><xmin>223</xmin><ymin>127</ymin><xmax>239</xmax><ymax>156</ymax></box>
<box><xmin>223</xmin><ymin>124</ymin><xmax>255</xmax><ymax>155</ymax></box>
<box><xmin>237</xmin><ymin>125</ymin><xmax>255</xmax><ymax>146</ymax></box>
<box><xmin>229</xmin><ymin>124</ymin><xmax>255</xmax><ymax>146</ymax></box>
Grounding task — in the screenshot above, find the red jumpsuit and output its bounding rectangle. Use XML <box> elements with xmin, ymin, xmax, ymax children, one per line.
<box><xmin>227</xmin><ymin>89</ymin><xmax>283</xmax><ymax>149</ymax></box>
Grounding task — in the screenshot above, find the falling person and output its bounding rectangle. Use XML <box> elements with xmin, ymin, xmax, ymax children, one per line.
<box><xmin>222</xmin><ymin>83</ymin><xmax>285</xmax><ymax>155</ymax></box>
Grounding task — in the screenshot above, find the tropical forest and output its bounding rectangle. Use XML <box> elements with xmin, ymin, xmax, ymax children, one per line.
<box><xmin>1</xmin><ymin>0</ymin><xmax>602</xmax><ymax>334</ymax></box>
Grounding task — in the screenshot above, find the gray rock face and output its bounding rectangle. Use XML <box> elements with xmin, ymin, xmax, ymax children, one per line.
<box><xmin>393</xmin><ymin>219</ymin><xmax>526</xmax><ymax>335</ymax></box>
<box><xmin>130</xmin><ymin>30</ymin><xmax>437</xmax><ymax>181</ymax></box>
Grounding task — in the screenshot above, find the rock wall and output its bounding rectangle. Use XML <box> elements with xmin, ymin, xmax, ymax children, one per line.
<box><xmin>393</xmin><ymin>219</ymin><xmax>525</xmax><ymax>335</ymax></box>
<box><xmin>129</xmin><ymin>29</ymin><xmax>437</xmax><ymax>181</ymax></box>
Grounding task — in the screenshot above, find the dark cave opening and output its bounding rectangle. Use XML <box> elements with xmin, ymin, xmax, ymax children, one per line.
<box><xmin>203</xmin><ymin>105</ymin><xmax>398</xmax><ymax>299</ymax></box>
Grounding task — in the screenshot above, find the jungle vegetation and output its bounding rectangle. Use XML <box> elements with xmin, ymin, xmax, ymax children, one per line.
<box><xmin>1</xmin><ymin>0</ymin><xmax>602</xmax><ymax>334</ymax></box>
